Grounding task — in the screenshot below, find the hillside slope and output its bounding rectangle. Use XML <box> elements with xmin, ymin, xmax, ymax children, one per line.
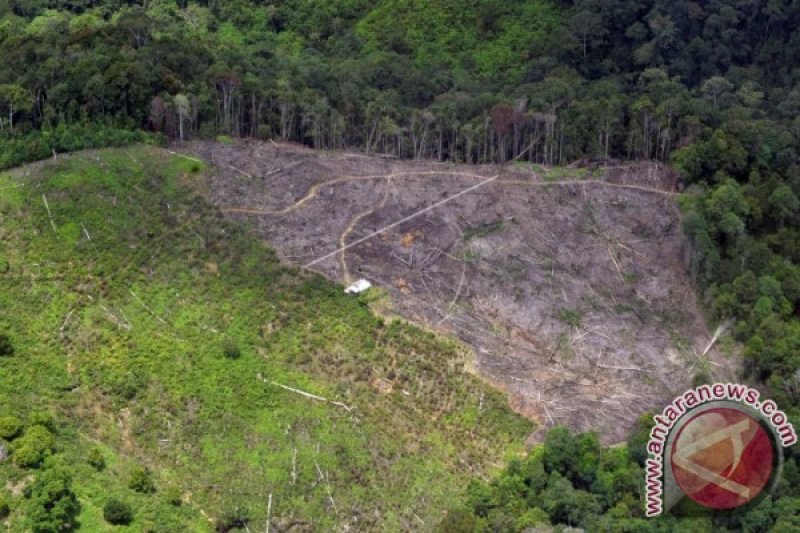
<box><xmin>0</xmin><ymin>146</ymin><xmax>530</xmax><ymax>531</ymax></box>
<box><xmin>189</xmin><ymin>140</ymin><xmax>735</xmax><ymax>443</ymax></box>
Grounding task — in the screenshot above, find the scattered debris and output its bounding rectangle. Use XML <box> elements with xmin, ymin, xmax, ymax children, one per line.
<box><xmin>257</xmin><ymin>374</ymin><xmax>353</xmax><ymax>412</ymax></box>
<box><xmin>190</xmin><ymin>140</ymin><xmax>736</xmax><ymax>443</ymax></box>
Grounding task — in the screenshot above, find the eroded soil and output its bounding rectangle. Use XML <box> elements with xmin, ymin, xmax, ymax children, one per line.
<box><xmin>185</xmin><ymin>140</ymin><xmax>735</xmax><ymax>443</ymax></box>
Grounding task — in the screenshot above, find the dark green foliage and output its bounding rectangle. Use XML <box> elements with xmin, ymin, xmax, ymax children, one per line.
<box><xmin>0</xmin><ymin>125</ymin><xmax>161</xmax><ymax>171</ymax></box>
<box><xmin>543</xmin><ymin>426</ymin><xmax>576</xmax><ymax>478</ymax></box>
<box><xmin>128</xmin><ymin>465</ymin><xmax>156</xmax><ymax>494</ymax></box>
<box><xmin>24</xmin><ymin>457</ymin><xmax>79</xmax><ymax>533</ymax></box>
<box><xmin>450</xmin><ymin>426</ymin><xmax>800</xmax><ymax>531</ymax></box>
<box><xmin>0</xmin><ymin>334</ymin><xmax>13</xmax><ymax>356</ymax></box>
<box><xmin>454</xmin><ymin>429</ymin><xmax>617</xmax><ymax>530</ymax></box>
<box><xmin>0</xmin><ymin>493</ymin><xmax>9</xmax><ymax>519</ymax></box>
<box><xmin>0</xmin><ymin>0</ymin><xmax>795</xmax><ymax>170</ymax></box>
<box><xmin>103</xmin><ymin>498</ymin><xmax>133</xmax><ymax>525</ymax></box>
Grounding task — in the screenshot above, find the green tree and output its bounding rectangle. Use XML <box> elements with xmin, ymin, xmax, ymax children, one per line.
<box><xmin>103</xmin><ymin>498</ymin><xmax>133</xmax><ymax>525</ymax></box>
<box><xmin>0</xmin><ymin>84</ymin><xmax>31</xmax><ymax>132</ymax></box>
<box><xmin>543</xmin><ymin>426</ymin><xmax>576</xmax><ymax>477</ymax></box>
<box><xmin>24</xmin><ymin>457</ymin><xmax>79</xmax><ymax>533</ymax></box>
<box><xmin>700</xmin><ymin>76</ymin><xmax>734</xmax><ymax>110</ymax></box>
<box><xmin>769</xmin><ymin>185</ymin><xmax>799</xmax><ymax>227</ymax></box>
<box><xmin>569</xmin><ymin>10</ymin><xmax>606</xmax><ymax>60</ymax></box>
<box><xmin>540</xmin><ymin>471</ymin><xmax>601</xmax><ymax>527</ymax></box>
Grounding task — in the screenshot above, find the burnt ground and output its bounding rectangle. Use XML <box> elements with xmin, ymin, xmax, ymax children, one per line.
<box><xmin>183</xmin><ymin>140</ymin><xmax>735</xmax><ymax>444</ymax></box>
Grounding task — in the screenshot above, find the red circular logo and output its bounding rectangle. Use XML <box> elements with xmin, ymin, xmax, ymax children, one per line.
<box><xmin>670</xmin><ymin>407</ymin><xmax>774</xmax><ymax>510</ymax></box>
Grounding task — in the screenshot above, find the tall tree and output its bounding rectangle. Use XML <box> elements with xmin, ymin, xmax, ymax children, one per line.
<box><xmin>174</xmin><ymin>93</ymin><xmax>190</xmax><ymax>141</ymax></box>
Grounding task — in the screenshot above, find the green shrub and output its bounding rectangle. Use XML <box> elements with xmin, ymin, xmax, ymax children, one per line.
<box><xmin>103</xmin><ymin>498</ymin><xmax>133</xmax><ymax>525</ymax></box>
<box><xmin>28</xmin><ymin>412</ymin><xmax>56</xmax><ymax>432</ymax></box>
<box><xmin>0</xmin><ymin>415</ymin><xmax>22</xmax><ymax>439</ymax></box>
<box><xmin>13</xmin><ymin>425</ymin><xmax>55</xmax><ymax>468</ymax></box>
<box><xmin>0</xmin><ymin>493</ymin><xmax>9</xmax><ymax>519</ymax></box>
<box><xmin>164</xmin><ymin>486</ymin><xmax>182</xmax><ymax>506</ymax></box>
<box><xmin>0</xmin><ymin>255</ymin><xmax>8</xmax><ymax>273</ymax></box>
<box><xmin>128</xmin><ymin>465</ymin><xmax>156</xmax><ymax>493</ymax></box>
<box><xmin>222</xmin><ymin>339</ymin><xmax>241</xmax><ymax>359</ymax></box>
<box><xmin>0</xmin><ymin>334</ymin><xmax>13</xmax><ymax>356</ymax></box>
<box><xmin>87</xmin><ymin>447</ymin><xmax>105</xmax><ymax>471</ymax></box>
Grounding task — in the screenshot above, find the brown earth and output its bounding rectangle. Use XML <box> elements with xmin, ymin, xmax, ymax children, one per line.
<box><xmin>182</xmin><ymin>140</ymin><xmax>735</xmax><ymax>444</ymax></box>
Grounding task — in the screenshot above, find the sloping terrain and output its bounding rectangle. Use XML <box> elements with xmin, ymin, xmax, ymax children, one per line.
<box><xmin>190</xmin><ymin>140</ymin><xmax>736</xmax><ymax>444</ymax></box>
<box><xmin>0</xmin><ymin>147</ymin><xmax>531</xmax><ymax>531</ymax></box>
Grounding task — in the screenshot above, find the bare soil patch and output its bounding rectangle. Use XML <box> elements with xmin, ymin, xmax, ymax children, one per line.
<box><xmin>185</xmin><ymin>140</ymin><xmax>735</xmax><ymax>443</ymax></box>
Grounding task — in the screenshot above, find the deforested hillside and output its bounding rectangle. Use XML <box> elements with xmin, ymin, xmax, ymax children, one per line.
<box><xmin>189</xmin><ymin>140</ymin><xmax>735</xmax><ymax>444</ymax></box>
<box><xmin>0</xmin><ymin>146</ymin><xmax>531</xmax><ymax>531</ymax></box>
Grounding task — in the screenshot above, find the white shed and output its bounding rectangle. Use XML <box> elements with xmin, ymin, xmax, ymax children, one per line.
<box><xmin>344</xmin><ymin>279</ymin><xmax>372</xmax><ymax>294</ymax></box>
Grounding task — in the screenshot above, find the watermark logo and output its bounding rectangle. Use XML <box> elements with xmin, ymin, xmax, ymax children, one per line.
<box><xmin>671</xmin><ymin>407</ymin><xmax>773</xmax><ymax>509</ymax></box>
<box><xmin>645</xmin><ymin>383</ymin><xmax>796</xmax><ymax>517</ymax></box>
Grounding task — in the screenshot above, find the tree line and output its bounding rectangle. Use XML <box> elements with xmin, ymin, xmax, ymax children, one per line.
<box><xmin>1</xmin><ymin>0</ymin><xmax>797</xmax><ymax>165</ymax></box>
<box><xmin>437</xmin><ymin>423</ymin><xmax>800</xmax><ymax>532</ymax></box>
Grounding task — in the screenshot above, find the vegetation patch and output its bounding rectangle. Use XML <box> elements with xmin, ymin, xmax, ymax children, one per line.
<box><xmin>0</xmin><ymin>147</ymin><xmax>531</xmax><ymax>530</ymax></box>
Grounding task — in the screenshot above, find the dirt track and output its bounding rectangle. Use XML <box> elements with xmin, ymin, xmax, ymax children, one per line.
<box><xmin>185</xmin><ymin>140</ymin><xmax>735</xmax><ymax>443</ymax></box>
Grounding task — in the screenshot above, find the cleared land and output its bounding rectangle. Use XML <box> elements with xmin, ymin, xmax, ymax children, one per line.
<box><xmin>188</xmin><ymin>140</ymin><xmax>736</xmax><ymax>444</ymax></box>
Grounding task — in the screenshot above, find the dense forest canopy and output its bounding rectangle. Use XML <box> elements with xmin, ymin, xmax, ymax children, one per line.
<box><xmin>3</xmin><ymin>0</ymin><xmax>800</xmax><ymax>530</ymax></box>
<box><xmin>2</xmin><ymin>0</ymin><xmax>800</xmax><ymax>164</ymax></box>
